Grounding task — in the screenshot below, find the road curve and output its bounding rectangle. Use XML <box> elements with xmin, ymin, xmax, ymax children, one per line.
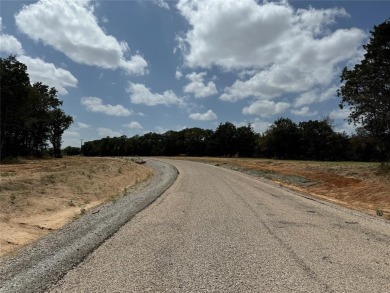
<box><xmin>47</xmin><ymin>159</ymin><xmax>390</xmax><ymax>292</ymax></box>
<box><xmin>0</xmin><ymin>159</ymin><xmax>178</xmax><ymax>293</ymax></box>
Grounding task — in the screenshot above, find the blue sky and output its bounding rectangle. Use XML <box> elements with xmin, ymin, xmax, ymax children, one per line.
<box><xmin>1</xmin><ymin>0</ymin><xmax>389</xmax><ymax>147</ymax></box>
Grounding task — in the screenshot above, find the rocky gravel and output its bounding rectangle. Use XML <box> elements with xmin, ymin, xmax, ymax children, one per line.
<box><xmin>0</xmin><ymin>159</ymin><xmax>178</xmax><ymax>293</ymax></box>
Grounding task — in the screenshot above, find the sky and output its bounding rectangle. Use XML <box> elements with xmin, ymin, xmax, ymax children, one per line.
<box><xmin>0</xmin><ymin>0</ymin><xmax>389</xmax><ymax>147</ymax></box>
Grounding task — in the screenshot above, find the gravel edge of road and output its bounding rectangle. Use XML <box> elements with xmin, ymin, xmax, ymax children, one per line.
<box><xmin>0</xmin><ymin>159</ymin><xmax>178</xmax><ymax>293</ymax></box>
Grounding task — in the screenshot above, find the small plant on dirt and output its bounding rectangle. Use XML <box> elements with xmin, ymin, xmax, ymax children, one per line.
<box><xmin>41</xmin><ymin>174</ymin><xmax>57</xmax><ymax>185</ymax></box>
<box><xmin>376</xmin><ymin>208</ymin><xmax>384</xmax><ymax>217</ymax></box>
<box><xmin>130</xmin><ymin>156</ymin><xmax>146</xmax><ymax>164</ymax></box>
<box><xmin>10</xmin><ymin>195</ymin><xmax>16</xmax><ymax>204</ymax></box>
<box><xmin>1</xmin><ymin>172</ymin><xmax>15</xmax><ymax>177</ymax></box>
<box><xmin>378</xmin><ymin>162</ymin><xmax>390</xmax><ymax>175</ymax></box>
<box><xmin>68</xmin><ymin>200</ymin><xmax>76</xmax><ymax>207</ymax></box>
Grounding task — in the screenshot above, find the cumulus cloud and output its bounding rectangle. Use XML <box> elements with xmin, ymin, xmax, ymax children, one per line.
<box><xmin>251</xmin><ymin>118</ymin><xmax>271</xmax><ymax>134</ymax></box>
<box><xmin>328</xmin><ymin>108</ymin><xmax>351</xmax><ymax>120</ymax></box>
<box><xmin>291</xmin><ymin>106</ymin><xmax>318</xmax><ymax>117</ymax></box>
<box><xmin>77</xmin><ymin>122</ymin><xmax>91</xmax><ymax>129</ymax></box>
<box><xmin>175</xmin><ymin>69</ymin><xmax>183</xmax><ymax>80</ymax></box>
<box><xmin>0</xmin><ymin>18</ymin><xmax>77</xmax><ymax>95</ymax></box>
<box><xmin>242</xmin><ymin>100</ymin><xmax>290</xmax><ymax>117</ymax></box>
<box><xmin>15</xmin><ymin>0</ymin><xmax>147</xmax><ymax>75</ymax></box>
<box><xmin>123</xmin><ymin>121</ymin><xmax>143</xmax><ymax>129</ymax></box>
<box><xmin>81</xmin><ymin>97</ymin><xmax>133</xmax><ymax>117</ymax></box>
<box><xmin>155</xmin><ymin>126</ymin><xmax>170</xmax><ymax>134</ymax></box>
<box><xmin>97</xmin><ymin>127</ymin><xmax>122</xmax><ymax>137</ymax></box>
<box><xmin>153</xmin><ymin>0</ymin><xmax>170</xmax><ymax>10</ymax></box>
<box><xmin>127</xmin><ymin>82</ymin><xmax>184</xmax><ymax>106</ymax></box>
<box><xmin>189</xmin><ymin>109</ymin><xmax>217</xmax><ymax>121</ymax></box>
<box><xmin>62</xmin><ymin>129</ymin><xmax>82</xmax><ymax>148</ymax></box>
<box><xmin>0</xmin><ymin>34</ymin><xmax>24</xmax><ymax>55</ymax></box>
<box><xmin>294</xmin><ymin>86</ymin><xmax>338</xmax><ymax>107</ymax></box>
<box><xmin>17</xmin><ymin>55</ymin><xmax>78</xmax><ymax>95</ymax></box>
<box><xmin>177</xmin><ymin>0</ymin><xmax>365</xmax><ymax>102</ymax></box>
<box><xmin>183</xmin><ymin>72</ymin><xmax>218</xmax><ymax>98</ymax></box>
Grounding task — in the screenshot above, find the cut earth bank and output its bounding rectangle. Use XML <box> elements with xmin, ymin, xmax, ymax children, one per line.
<box><xmin>0</xmin><ymin>157</ymin><xmax>152</xmax><ymax>257</ymax></box>
<box><xmin>169</xmin><ymin>157</ymin><xmax>390</xmax><ymax>221</ymax></box>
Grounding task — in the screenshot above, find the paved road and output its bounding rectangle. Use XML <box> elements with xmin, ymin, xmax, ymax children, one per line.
<box><xmin>48</xmin><ymin>159</ymin><xmax>390</xmax><ymax>292</ymax></box>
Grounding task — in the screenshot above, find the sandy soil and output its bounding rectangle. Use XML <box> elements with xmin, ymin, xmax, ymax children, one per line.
<box><xmin>171</xmin><ymin>157</ymin><xmax>390</xmax><ymax>220</ymax></box>
<box><xmin>0</xmin><ymin>157</ymin><xmax>152</xmax><ymax>257</ymax></box>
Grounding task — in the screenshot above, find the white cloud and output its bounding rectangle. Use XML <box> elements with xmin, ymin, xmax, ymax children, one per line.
<box><xmin>77</xmin><ymin>122</ymin><xmax>91</xmax><ymax>129</ymax></box>
<box><xmin>242</xmin><ymin>100</ymin><xmax>290</xmax><ymax>117</ymax></box>
<box><xmin>63</xmin><ymin>130</ymin><xmax>80</xmax><ymax>138</ymax></box>
<box><xmin>294</xmin><ymin>86</ymin><xmax>338</xmax><ymax>107</ymax></box>
<box><xmin>0</xmin><ymin>17</ymin><xmax>24</xmax><ymax>55</ymax></box>
<box><xmin>17</xmin><ymin>55</ymin><xmax>78</xmax><ymax>95</ymax></box>
<box><xmin>183</xmin><ymin>72</ymin><xmax>218</xmax><ymax>98</ymax></box>
<box><xmin>15</xmin><ymin>0</ymin><xmax>147</xmax><ymax>75</ymax></box>
<box><xmin>175</xmin><ymin>69</ymin><xmax>183</xmax><ymax>80</ymax></box>
<box><xmin>189</xmin><ymin>109</ymin><xmax>217</xmax><ymax>121</ymax></box>
<box><xmin>153</xmin><ymin>0</ymin><xmax>170</xmax><ymax>10</ymax></box>
<box><xmin>334</xmin><ymin>121</ymin><xmax>357</xmax><ymax>135</ymax></box>
<box><xmin>0</xmin><ymin>34</ymin><xmax>24</xmax><ymax>55</ymax></box>
<box><xmin>251</xmin><ymin>118</ymin><xmax>271</xmax><ymax>134</ymax></box>
<box><xmin>62</xmin><ymin>129</ymin><xmax>81</xmax><ymax>147</ymax></box>
<box><xmin>127</xmin><ymin>82</ymin><xmax>184</xmax><ymax>106</ymax></box>
<box><xmin>177</xmin><ymin>0</ymin><xmax>365</xmax><ymax>101</ymax></box>
<box><xmin>123</xmin><ymin>121</ymin><xmax>143</xmax><ymax>129</ymax></box>
<box><xmin>155</xmin><ymin>126</ymin><xmax>170</xmax><ymax>134</ymax></box>
<box><xmin>291</xmin><ymin>106</ymin><xmax>318</xmax><ymax>117</ymax></box>
<box><xmin>81</xmin><ymin>97</ymin><xmax>132</xmax><ymax>117</ymax></box>
<box><xmin>328</xmin><ymin>108</ymin><xmax>351</xmax><ymax>120</ymax></box>
<box><xmin>97</xmin><ymin>127</ymin><xmax>122</xmax><ymax>137</ymax></box>
<box><xmin>296</xmin><ymin>6</ymin><xmax>349</xmax><ymax>36</ymax></box>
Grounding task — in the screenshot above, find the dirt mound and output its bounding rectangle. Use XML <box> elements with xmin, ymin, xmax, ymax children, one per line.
<box><xmin>0</xmin><ymin>157</ymin><xmax>152</xmax><ymax>256</ymax></box>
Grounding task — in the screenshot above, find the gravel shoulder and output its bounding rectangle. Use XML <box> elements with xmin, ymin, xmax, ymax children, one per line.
<box><xmin>0</xmin><ymin>159</ymin><xmax>178</xmax><ymax>293</ymax></box>
<box><xmin>45</xmin><ymin>159</ymin><xmax>390</xmax><ymax>292</ymax></box>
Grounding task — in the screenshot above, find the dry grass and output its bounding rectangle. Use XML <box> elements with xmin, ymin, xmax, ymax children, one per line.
<box><xmin>0</xmin><ymin>157</ymin><xmax>152</xmax><ymax>256</ymax></box>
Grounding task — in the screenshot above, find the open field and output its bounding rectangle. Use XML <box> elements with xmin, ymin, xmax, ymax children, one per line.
<box><xmin>0</xmin><ymin>157</ymin><xmax>152</xmax><ymax>257</ymax></box>
<box><xmin>171</xmin><ymin>157</ymin><xmax>390</xmax><ymax>220</ymax></box>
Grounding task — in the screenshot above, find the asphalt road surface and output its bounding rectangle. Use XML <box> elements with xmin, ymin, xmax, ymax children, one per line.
<box><xmin>47</xmin><ymin>159</ymin><xmax>390</xmax><ymax>292</ymax></box>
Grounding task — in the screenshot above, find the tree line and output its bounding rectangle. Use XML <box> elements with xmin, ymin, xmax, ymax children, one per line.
<box><xmin>82</xmin><ymin>19</ymin><xmax>389</xmax><ymax>162</ymax></box>
<box><xmin>0</xmin><ymin>56</ymin><xmax>73</xmax><ymax>160</ymax></box>
<box><xmin>80</xmin><ymin>119</ymin><xmax>384</xmax><ymax>161</ymax></box>
<box><xmin>1</xmin><ymin>19</ymin><xmax>388</xmax><ymax>162</ymax></box>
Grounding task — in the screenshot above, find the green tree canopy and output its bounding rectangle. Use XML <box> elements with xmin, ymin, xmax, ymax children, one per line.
<box><xmin>338</xmin><ymin>19</ymin><xmax>390</xmax><ymax>160</ymax></box>
<box><xmin>0</xmin><ymin>56</ymin><xmax>73</xmax><ymax>159</ymax></box>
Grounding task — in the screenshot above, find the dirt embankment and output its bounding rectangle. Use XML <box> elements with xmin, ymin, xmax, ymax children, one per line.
<box><xmin>172</xmin><ymin>157</ymin><xmax>390</xmax><ymax>219</ymax></box>
<box><xmin>0</xmin><ymin>157</ymin><xmax>152</xmax><ymax>256</ymax></box>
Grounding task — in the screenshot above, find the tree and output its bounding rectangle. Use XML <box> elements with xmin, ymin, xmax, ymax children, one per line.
<box><xmin>263</xmin><ymin>118</ymin><xmax>300</xmax><ymax>159</ymax></box>
<box><xmin>338</xmin><ymin>19</ymin><xmax>390</xmax><ymax>160</ymax></box>
<box><xmin>0</xmin><ymin>56</ymin><xmax>31</xmax><ymax>158</ymax></box>
<box><xmin>48</xmin><ymin>109</ymin><xmax>73</xmax><ymax>158</ymax></box>
<box><xmin>299</xmin><ymin>119</ymin><xmax>341</xmax><ymax>161</ymax></box>
<box><xmin>235</xmin><ymin>124</ymin><xmax>257</xmax><ymax>157</ymax></box>
<box><xmin>212</xmin><ymin>122</ymin><xmax>237</xmax><ymax>157</ymax></box>
<box><xmin>0</xmin><ymin>55</ymin><xmax>73</xmax><ymax>160</ymax></box>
